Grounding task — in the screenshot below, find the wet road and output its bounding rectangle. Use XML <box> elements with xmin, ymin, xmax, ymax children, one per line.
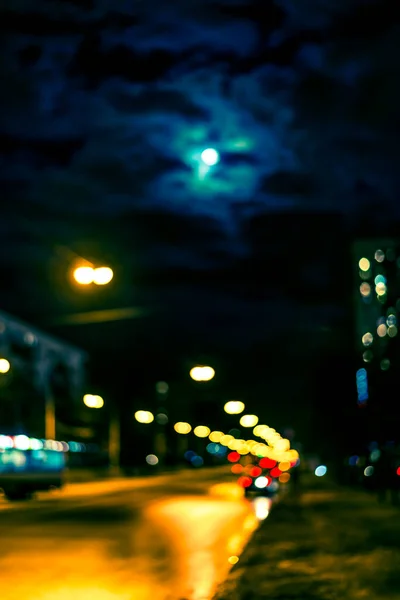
<box><xmin>0</xmin><ymin>467</ymin><xmax>271</xmax><ymax>600</ymax></box>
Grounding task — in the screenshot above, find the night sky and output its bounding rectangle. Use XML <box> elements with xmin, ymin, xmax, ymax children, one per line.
<box><xmin>1</xmin><ymin>0</ymin><xmax>399</xmax><ymax>452</ymax></box>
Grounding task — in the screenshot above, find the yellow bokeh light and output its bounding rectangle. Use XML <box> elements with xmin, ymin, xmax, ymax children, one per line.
<box><xmin>274</xmin><ymin>438</ymin><xmax>290</xmax><ymax>452</ymax></box>
<box><xmin>239</xmin><ymin>414</ymin><xmax>259</xmax><ymax>428</ymax></box>
<box><xmin>224</xmin><ymin>400</ymin><xmax>245</xmax><ymax>414</ymax></box>
<box><xmin>174</xmin><ymin>422</ymin><xmax>192</xmax><ymax>434</ymax></box>
<box><xmin>189</xmin><ymin>365</ymin><xmax>215</xmax><ymax>382</ymax></box>
<box><xmin>134</xmin><ymin>410</ymin><xmax>154</xmax><ymax>424</ymax></box>
<box><xmin>376</xmin><ymin>282</ymin><xmax>387</xmax><ymax>296</ymax></box>
<box><xmin>83</xmin><ymin>394</ymin><xmax>104</xmax><ymax>409</ymax></box>
<box><xmin>228</xmin><ymin>556</ymin><xmax>239</xmax><ymax>565</ymax></box>
<box><xmin>279</xmin><ymin>472</ymin><xmax>291</xmax><ymax>483</ymax></box>
<box><xmin>93</xmin><ymin>266</ymin><xmax>113</xmax><ymax>285</ymax></box>
<box><xmin>193</xmin><ymin>425</ymin><xmax>210</xmax><ymax>438</ymax></box>
<box><xmin>220</xmin><ymin>434</ymin><xmax>234</xmax><ymax>446</ymax></box>
<box><xmin>359</xmin><ymin>257</ymin><xmax>370</xmax><ymax>272</ymax></box>
<box><xmin>73</xmin><ymin>266</ymin><xmax>94</xmax><ymax>284</ymax></box>
<box><xmin>209</xmin><ymin>431</ymin><xmax>224</xmax><ymax>442</ymax></box>
<box><xmin>253</xmin><ymin>424</ymin><xmax>268</xmax><ymax>437</ymax></box>
<box><xmin>0</xmin><ymin>358</ymin><xmax>11</xmax><ymax>374</ymax></box>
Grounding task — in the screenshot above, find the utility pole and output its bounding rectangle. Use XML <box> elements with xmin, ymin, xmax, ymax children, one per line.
<box><xmin>108</xmin><ymin>405</ymin><xmax>121</xmax><ymax>474</ymax></box>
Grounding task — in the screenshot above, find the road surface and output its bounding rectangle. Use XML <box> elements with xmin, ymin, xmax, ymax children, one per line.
<box><xmin>0</xmin><ymin>467</ymin><xmax>271</xmax><ymax>600</ymax></box>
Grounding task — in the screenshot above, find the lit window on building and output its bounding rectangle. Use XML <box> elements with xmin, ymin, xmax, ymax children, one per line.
<box><xmin>377</xmin><ymin>324</ymin><xmax>387</xmax><ymax>337</ymax></box>
<box><xmin>362</xmin><ymin>332</ymin><xmax>373</xmax><ymax>347</ymax></box>
<box><xmin>359</xmin><ymin>257</ymin><xmax>370</xmax><ymax>271</ymax></box>
<box><xmin>375</xmin><ymin>249</ymin><xmax>385</xmax><ymax>263</ymax></box>
<box><xmin>360</xmin><ymin>282</ymin><xmax>371</xmax><ymax>297</ymax></box>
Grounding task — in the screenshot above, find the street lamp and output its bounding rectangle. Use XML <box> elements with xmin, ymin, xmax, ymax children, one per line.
<box><xmin>239</xmin><ymin>414</ymin><xmax>259</xmax><ymax>428</ymax></box>
<box><xmin>0</xmin><ymin>358</ymin><xmax>11</xmax><ymax>374</ymax></box>
<box><xmin>224</xmin><ymin>401</ymin><xmax>245</xmax><ymax>415</ymax></box>
<box><xmin>189</xmin><ymin>365</ymin><xmax>215</xmax><ymax>382</ymax></box>
<box><xmin>135</xmin><ymin>410</ymin><xmax>154</xmax><ymax>424</ymax></box>
<box><xmin>83</xmin><ymin>394</ymin><xmax>104</xmax><ymax>409</ymax></box>
<box><xmin>174</xmin><ymin>422</ymin><xmax>192</xmax><ymax>434</ymax></box>
<box><xmin>73</xmin><ymin>266</ymin><xmax>95</xmax><ymax>285</ymax></box>
<box><xmin>93</xmin><ymin>267</ymin><xmax>113</xmax><ymax>285</ymax></box>
<box><xmin>72</xmin><ymin>264</ymin><xmax>113</xmax><ymax>286</ymax></box>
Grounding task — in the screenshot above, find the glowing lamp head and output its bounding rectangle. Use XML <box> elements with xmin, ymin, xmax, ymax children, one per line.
<box><xmin>134</xmin><ymin>410</ymin><xmax>154</xmax><ymax>424</ymax></box>
<box><xmin>0</xmin><ymin>358</ymin><xmax>11</xmax><ymax>374</ymax></box>
<box><xmin>93</xmin><ymin>267</ymin><xmax>113</xmax><ymax>285</ymax></box>
<box><xmin>83</xmin><ymin>394</ymin><xmax>104</xmax><ymax>409</ymax></box>
<box><xmin>224</xmin><ymin>401</ymin><xmax>245</xmax><ymax>415</ymax></box>
<box><xmin>73</xmin><ymin>266</ymin><xmax>94</xmax><ymax>285</ymax></box>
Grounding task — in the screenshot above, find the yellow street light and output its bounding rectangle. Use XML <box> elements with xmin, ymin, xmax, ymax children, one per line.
<box><xmin>209</xmin><ymin>431</ymin><xmax>224</xmax><ymax>443</ymax></box>
<box><xmin>189</xmin><ymin>365</ymin><xmax>215</xmax><ymax>382</ymax></box>
<box><xmin>73</xmin><ymin>266</ymin><xmax>95</xmax><ymax>285</ymax></box>
<box><xmin>135</xmin><ymin>410</ymin><xmax>154</xmax><ymax>424</ymax></box>
<box><xmin>0</xmin><ymin>358</ymin><xmax>11</xmax><ymax>374</ymax></box>
<box><xmin>193</xmin><ymin>425</ymin><xmax>210</xmax><ymax>438</ymax></box>
<box><xmin>83</xmin><ymin>394</ymin><xmax>104</xmax><ymax>409</ymax></box>
<box><xmin>93</xmin><ymin>267</ymin><xmax>114</xmax><ymax>285</ymax></box>
<box><xmin>239</xmin><ymin>414</ymin><xmax>259</xmax><ymax>428</ymax></box>
<box><xmin>224</xmin><ymin>400</ymin><xmax>245</xmax><ymax>415</ymax></box>
<box><xmin>174</xmin><ymin>422</ymin><xmax>192</xmax><ymax>434</ymax></box>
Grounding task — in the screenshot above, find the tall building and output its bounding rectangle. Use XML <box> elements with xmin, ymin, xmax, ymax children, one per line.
<box><xmin>352</xmin><ymin>240</ymin><xmax>400</xmax><ymax>440</ymax></box>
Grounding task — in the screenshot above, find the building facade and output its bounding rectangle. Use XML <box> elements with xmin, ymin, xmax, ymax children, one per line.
<box><xmin>0</xmin><ymin>309</ymin><xmax>87</xmax><ymax>440</ymax></box>
<box><xmin>352</xmin><ymin>240</ymin><xmax>400</xmax><ymax>440</ymax></box>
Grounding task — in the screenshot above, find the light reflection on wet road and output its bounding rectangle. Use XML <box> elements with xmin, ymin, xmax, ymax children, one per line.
<box><xmin>0</xmin><ymin>468</ymin><xmax>270</xmax><ymax>600</ymax></box>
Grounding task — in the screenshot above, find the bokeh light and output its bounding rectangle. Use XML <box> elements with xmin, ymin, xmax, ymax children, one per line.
<box><xmin>362</xmin><ymin>332</ymin><xmax>373</xmax><ymax>346</ymax></box>
<box><xmin>239</xmin><ymin>414</ymin><xmax>259</xmax><ymax>428</ymax></box>
<box><xmin>193</xmin><ymin>425</ymin><xmax>210</xmax><ymax>438</ymax></box>
<box><xmin>73</xmin><ymin>266</ymin><xmax>94</xmax><ymax>284</ymax></box>
<box><xmin>83</xmin><ymin>394</ymin><xmax>104</xmax><ymax>409</ymax></box>
<box><xmin>146</xmin><ymin>454</ymin><xmax>159</xmax><ymax>466</ymax></box>
<box><xmin>93</xmin><ymin>266</ymin><xmax>113</xmax><ymax>285</ymax></box>
<box><xmin>134</xmin><ymin>410</ymin><xmax>154</xmax><ymax>424</ymax></box>
<box><xmin>189</xmin><ymin>365</ymin><xmax>215</xmax><ymax>382</ymax></box>
<box><xmin>174</xmin><ymin>422</ymin><xmax>192</xmax><ymax>434</ymax></box>
<box><xmin>315</xmin><ymin>465</ymin><xmax>327</xmax><ymax>477</ymax></box>
<box><xmin>0</xmin><ymin>358</ymin><xmax>11</xmax><ymax>374</ymax></box>
<box><xmin>359</xmin><ymin>257</ymin><xmax>370</xmax><ymax>271</ymax></box>
<box><xmin>224</xmin><ymin>401</ymin><xmax>245</xmax><ymax>414</ymax></box>
<box><xmin>209</xmin><ymin>431</ymin><xmax>224</xmax><ymax>442</ymax></box>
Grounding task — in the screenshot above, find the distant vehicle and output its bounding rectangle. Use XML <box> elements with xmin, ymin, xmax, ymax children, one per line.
<box><xmin>243</xmin><ymin>475</ymin><xmax>279</xmax><ymax>498</ymax></box>
<box><xmin>0</xmin><ymin>434</ymin><xmax>66</xmax><ymax>501</ymax></box>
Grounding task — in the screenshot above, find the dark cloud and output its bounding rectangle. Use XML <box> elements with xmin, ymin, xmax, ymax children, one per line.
<box><xmin>0</xmin><ymin>0</ymin><xmax>398</xmax><ymax>357</ymax></box>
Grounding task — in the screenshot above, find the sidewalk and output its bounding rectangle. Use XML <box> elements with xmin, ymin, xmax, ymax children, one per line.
<box><xmin>214</xmin><ymin>480</ymin><xmax>400</xmax><ymax>600</ymax></box>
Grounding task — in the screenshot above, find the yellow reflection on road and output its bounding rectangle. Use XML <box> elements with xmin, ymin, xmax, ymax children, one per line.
<box><xmin>0</xmin><ymin>482</ymin><xmax>270</xmax><ymax>600</ymax></box>
<box><xmin>147</xmin><ymin>494</ymin><xmax>254</xmax><ymax>600</ymax></box>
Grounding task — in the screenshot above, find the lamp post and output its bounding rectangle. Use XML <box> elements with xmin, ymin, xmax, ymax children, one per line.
<box><xmin>83</xmin><ymin>393</ymin><xmax>121</xmax><ymax>473</ymax></box>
